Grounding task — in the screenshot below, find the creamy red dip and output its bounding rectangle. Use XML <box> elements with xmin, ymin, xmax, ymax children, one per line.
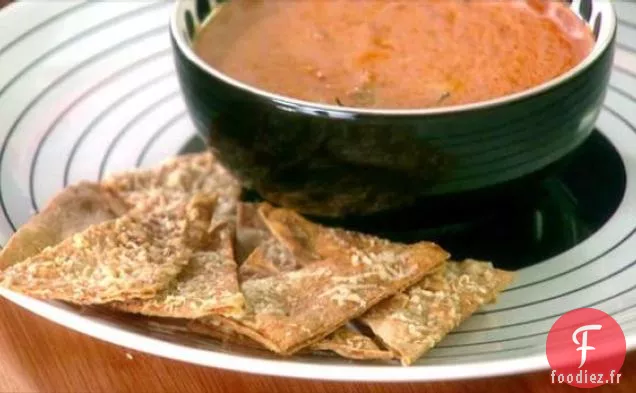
<box><xmin>194</xmin><ymin>0</ymin><xmax>595</xmax><ymax>109</ymax></box>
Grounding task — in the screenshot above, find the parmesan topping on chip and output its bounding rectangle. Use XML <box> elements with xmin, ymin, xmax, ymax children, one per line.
<box><xmin>0</xmin><ymin>194</ymin><xmax>213</xmax><ymax>304</ymax></box>
<box><xmin>103</xmin><ymin>152</ymin><xmax>240</xmax><ymax>222</ymax></box>
<box><xmin>110</xmin><ymin>218</ymin><xmax>245</xmax><ymax>318</ymax></box>
<box><xmin>219</xmin><ymin>205</ymin><xmax>448</xmax><ymax>355</ymax></box>
<box><xmin>360</xmin><ymin>259</ymin><xmax>514</xmax><ymax>365</ymax></box>
<box><xmin>0</xmin><ymin>182</ymin><xmax>127</xmax><ymax>270</ymax></box>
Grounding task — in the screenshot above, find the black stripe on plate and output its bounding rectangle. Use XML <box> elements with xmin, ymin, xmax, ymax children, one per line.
<box><xmin>500</xmin><ymin>95</ymin><xmax>636</xmax><ymax>294</ymax></box>
<box><xmin>27</xmin><ymin>27</ymin><xmax>167</xmax><ymax>211</ymax></box>
<box><xmin>135</xmin><ymin>111</ymin><xmax>188</xmax><ymax>168</ymax></box>
<box><xmin>609</xmin><ymin>64</ymin><xmax>636</xmax><ymax>102</ymax></box>
<box><xmin>614</xmin><ymin>65</ymin><xmax>636</xmax><ymax>81</ymax></box>
<box><xmin>63</xmin><ymin>71</ymin><xmax>173</xmax><ymax>187</ymax></box>
<box><xmin>440</xmin><ymin>300</ymin><xmax>636</xmax><ymax>349</ymax></box>
<box><xmin>617</xmin><ymin>42</ymin><xmax>636</xmax><ymax>53</ymax></box>
<box><xmin>613</xmin><ymin>305</ymin><xmax>636</xmax><ymax>323</ymax></box>
<box><xmin>452</xmin><ymin>281</ymin><xmax>636</xmax><ymax>335</ymax></box>
<box><xmin>617</xmin><ymin>315</ymin><xmax>636</xmax><ymax>332</ymax></box>
<box><xmin>618</xmin><ymin>17</ymin><xmax>636</xmax><ymax>31</ymax></box>
<box><xmin>611</xmin><ymin>85</ymin><xmax>636</xmax><ymax>102</ymax></box>
<box><xmin>97</xmin><ymin>91</ymin><xmax>181</xmax><ymax>180</ymax></box>
<box><xmin>442</xmin><ymin>101</ymin><xmax>636</xmax><ymax>340</ymax></box>
<box><xmin>477</xmin><ymin>251</ymin><xmax>636</xmax><ymax>316</ymax></box>
<box><xmin>30</xmin><ymin>49</ymin><xmax>169</xmax><ymax>196</ymax></box>
<box><xmin>0</xmin><ymin>3</ymin><xmax>94</xmax><ymax>231</ymax></box>
<box><xmin>472</xmin><ymin>106</ymin><xmax>636</xmax><ymax>314</ymax></box>
<box><xmin>0</xmin><ymin>2</ymin><xmax>88</xmax><ymax>58</ymax></box>
<box><xmin>0</xmin><ymin>2</ymin><xmax>168</xmax><ymax>231</ymax></box>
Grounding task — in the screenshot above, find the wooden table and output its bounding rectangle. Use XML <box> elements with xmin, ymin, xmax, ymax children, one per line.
<box><xmin>0</xmin><ymin>1</ymin><xmax>633</xmax><ymax>391</ymax></box>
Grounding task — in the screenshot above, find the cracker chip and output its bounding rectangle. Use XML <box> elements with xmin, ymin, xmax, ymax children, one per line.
<box><xmin>258</xmin><ymin>203</ymin><xmax>450</xmax><ymax>284</ymax></box>
<box><xmin>234</xmin><ymin>204</ymin><xmax>448</xmax><ymax>357</ymax></box>
<box><xmin>103</xmin><ymin>152</ymin><xmax>240</xmax><ymax>221</ymax></box>
<box><xmin>236</xmin><ymin>203</ymin><xmax>301</xmax><ymax>281</ymax></box>
<box><xmin>0</xmin><ymin>194</ymin><xmax>215</xmax><ymax>304</ymax></box>
<box><xmin>236</xmin><ymin>220</ymin><xmax>393</xmax><ymax>359</ymax></box>
<box><xmin>236</xmin><ymin>218</ymin><xmax>393</xmax><ymax>359</ymax></box>
<box><xmin>220</xmin><ymin>214</ymin><xmax>448</xmax><ymax>355</ymax></box>
<box><xmin>110</xmin><ymin>222</ymin><xmax>245</xmax><ymax>318</ymax></box>
<box><xmin>360</xmin><ymin>259</ymin><xmax>515</xmax><ymax>366</ymax></box>
<box><xmin>188</xmin><ymin>316</ymin><xmax>263</xmax><ymax>350</ymax></box>
<box><xmin>237</xmin><ymin>202</ymin><xmax>268</xmax><ymax>233</ymax></box>
<box><xmin>312</xmin><ymin>324</ymin><xmax>394</xmax><ymax>361</ymax></box>
<box><xmin>238</xmin><ymin>238</ymin><xmax>302</xmax><ymax>282</ymax></box>
<box><xmin>235</xmin><ymin>203</ymin><xmax>272</xmax><ymax>265</ymax></box>
<box><xmin>0</xmin><ymin>182</ymin><xmax>127</xmax><ymax>270</ymax></box>
<box><xmin>257</xmin><ymin>203</ymin><xmax>323</xmax><ymax>262</ymax></box>
<box><xmin>235</xmin><ymin>202</ymin><xmax>311</xmax><ymax>281</ymax></box>
<box><xmin>190</xmin><ymin>318</ymin><xmax>392</xmax><ymax>361</ymax></box>
<box><xmin>239</xmin><ymin>241</ymin><xmax>394</xmax><ymax>359</ymax></box>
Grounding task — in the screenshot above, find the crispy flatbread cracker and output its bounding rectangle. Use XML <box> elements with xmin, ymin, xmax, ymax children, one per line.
<box><xmin>257</xmin><ymin>203</ymin><xmax>324</xmax><ymax>262</ymax></box>
<box><xmin>237</xmin><ymin>227</ymin><xmax>393</xmax><ymax>359</ymax></box>
<box><xmin>0</xmin><ymin>182</ymin><xmax>127</xmax><ymax>270</ymax></box>
<box><xmin>103</xmin><ymin>152</ymin><xmax>240</xmax><ymax>221</ymax></box>
<box><xmin>312</xmin><ymin>324</ymin><xmax>394</xmax><ymax>360</ymax></box>
<box><xmin>237</xmin><ymin>202</ymin><xmax>268</xmax><ymax>233</ymax></box>
<box><xmin>237</xmin><ymin>202</ymin><xmax>301</xmax><ymax>281</ymax></box>
<box><xmin>188</xmin><ymin>316</ymin><xmax>263</xmax><ymax>350</ymax></box>
<box><xmin>219</xmin><ymin>220</ymin><xmax>448</xmax><ymax>355</ymax></box>
<box><xmin>236</xmin><ymin>203</ymin><xmax>316</xmax><ymax>278</ymax></box>
<box><xmin>258</xmin><ymin>203</ymin><xmax>452</xmax><ymax>284</ymax></box>
<box><xmin>0</xmin><ymin>153</ymin><xmax>238</xmax><ymax>270</ymax></box>
<box><xmin>360</xmin><ymin>259</ymin><xmax>515</xmax><ymax>366</ymax></box>
<box><xmin>0</xmin><ymin>194</ymin><xmax>215</xmax><ymax>304</ymax></box>
<box><xmin>237</xmin><ymin>218</ymin><xmax>393</xmax><ymax>359</ymax></box>
<box><xmin>239</xmin><ymin>242</ymin><xmax>394</xmax><ymax>359</ymax></box>
<box><xmin>236</xmin><ymin>204</ymin><xmax>447</xmax><ymax>358</ymax></box>
<box><xmin>258</xmin><ymin>203</ymin><xmax>447</xmax><ymax>275</ymax></box>
<box><xmin>238</xmin><ymin>238</ymin><xmax>302</xmax><ymax>282</ymax></box>
<box><xmin>189</xmin><ymin>318</ymin><xmax>392</xmax><ymax>360</ymax></box>
<box><xmin>110</xmin><ymin>221</ymin><xmax>245</xmax><ymax>318</ymax></box>
<box><xmin>235</xmin><ymin>203</ymin><xmax>272</xmax><ymax>265</ymax></box>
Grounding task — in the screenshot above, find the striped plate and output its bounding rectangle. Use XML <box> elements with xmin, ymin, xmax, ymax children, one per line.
<box><xmin>0</xmin><ymin>0</ymin><xmax>635</xmax><ymax>382</ymax></box>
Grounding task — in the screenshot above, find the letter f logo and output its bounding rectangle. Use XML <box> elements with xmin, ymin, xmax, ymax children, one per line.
<box><xmin>572</xmin><ymin>324</ymin><xmax>602</xmax><ymax>368</ymax></box>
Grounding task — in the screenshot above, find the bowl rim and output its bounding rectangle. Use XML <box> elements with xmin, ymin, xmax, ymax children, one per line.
<box><xmin>169</xmin><ymin>0</ymin><xmax>617</xmax><ymax>117</ymax></box>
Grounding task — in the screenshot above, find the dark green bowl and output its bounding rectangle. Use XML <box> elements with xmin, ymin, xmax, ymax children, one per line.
<box><xmin>170</xmin><ymin>0</ymin><xmax>616</xmax><ymax>218</ymax></box>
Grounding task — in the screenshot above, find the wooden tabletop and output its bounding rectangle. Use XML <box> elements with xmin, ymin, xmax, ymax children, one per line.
<box><xmin>0</xmin><ymin>1</ymin><xmax>634</xmax><ymax>392</ymax></box>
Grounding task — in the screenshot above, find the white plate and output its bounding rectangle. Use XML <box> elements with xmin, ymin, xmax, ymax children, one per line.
<box><xmin>0</xmin><ymin>0</ymin><xmax>635</xmax><ymax>382</ymax></box>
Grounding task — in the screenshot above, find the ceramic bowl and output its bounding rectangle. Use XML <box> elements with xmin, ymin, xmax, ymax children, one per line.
<box><xmin>170</xmin><ymin>0</ymin><xmax>616</xmax><ymax>219</ymax></box>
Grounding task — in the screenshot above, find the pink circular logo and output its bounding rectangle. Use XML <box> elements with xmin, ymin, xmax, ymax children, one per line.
<box><xmin>546</xmin><ymin>308</ymin><xmax>626</xmax><ymax>388</ymax></box>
